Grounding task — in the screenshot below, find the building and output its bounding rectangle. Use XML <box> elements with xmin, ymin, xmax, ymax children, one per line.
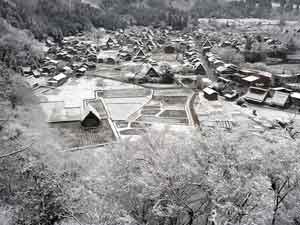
<box><xmin>32</xmin><ymin>70</ymin><xmax>41</xmax><ymax>78</ymax></box>
<box><xmin>134</xmin><ymin>49</ymin><xmax>146</xmax><ymax>58</ymax></box>
<box><xmin>268</xmin><ymin>91</ymin><xmax>290</xmax><ymax>108</ymax></box>
<box><xmin>21</xmin><ymin>67</ymin><xmax>32</xmax><ymax>76</ymax></box>
<box><xmin>272</xmin><ymin>73</ymin><xmax>300</xmax><ymax>87</ymax></box>
<box><xmin>81</xmin><ymin>105</ymin><xmax>102</xmax><ymax>128</ymax></box>
<box><xmin>244</xmin><ymin>87</ymin><xmax>269</xmax><ymax>104</ymax></box>
<box><xmin>241</xmin><ymin>75</ymin><xmax>260</xmax><ymax>86</ymax></box>
<box><xmin>291</xmin><ymin>92</ymin><xmax>300</xmax><ymax>106</ymax></box>
<box><xmin>194</xmin><ymin>62</ymin><xmax>206</xmax><ymax>75</ymax></box>
<box><xmin>145</xmin><ymin>67</ymin><xmax>160</xmax><ymax>78</ymax></box>
<box><xmin>254</xmin><ymin>70</ymin><xmax>272</xmax><ymax>87</ymax></box>
<box><xmin>203</xmin><ymin>87</ymin><xmax>218</xmax><ymax>101</ymax></box>
<box><xmin>164</xmin><ymin>45</ymin><xmax>176</xmax><ymax>54</ymax></box>
<box><xmin>286</xmin><ymin>54</ymin><xmax>300</xmax><ymax>64</ymax></box>
<box><xmin>47</xmin><ymin>73</ymin><xmax>68</xmax><ymax>87</ymax></box>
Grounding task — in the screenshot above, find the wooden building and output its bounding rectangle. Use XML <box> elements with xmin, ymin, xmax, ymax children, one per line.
<box><xmin>203</xmin><ymin>87</ymin><xmax>218</xmax><ymax>101</ymax></box>
<box><xmin>81</xmin><ymin>105</ymin><xmax>102</xmax><ymax>128</ymax></box>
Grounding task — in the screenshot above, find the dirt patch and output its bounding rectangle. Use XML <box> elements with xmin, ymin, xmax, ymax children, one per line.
<box><xmin>50</xmin><ymin>119</ymin><xmax>116</xmax><ymax>148</ymax></box>
<box><xmin>143</xmin><ymin>105</ymin><xmax>161</xmax><ymax>110</ymax></box>
<box><xmin>120</xmin><ymin>129</ymin><xmax>146</xmax><ymax>136</ymax></box>
<box><xmin>141</xmin><ymin>109</ymin><xmax>161</xmax><ymax>116</ymax></box>
<box><xmin>152</xmin><ymin>96</ymin><xmax>188</xmax><ymax>105</ymax></box>
<box><xmin>68</xmin><ymin>79</ymin><xmax>80</xmax><ymax>86</ymax></box>
<box><xmin>115</xmin><ymin>120</ymin><xmax>129</xmax><ymax>128</ymax></box>
<box><xmin>137</xmin><ymin>115</ymin><xmax>188</xmax><ymax>125</ymax></box>
<box><xmin>43</xmin><ymin>88</ymin><xmax>61</xmax><ymax>95</ymax></box>
<box><xmin>130</xmin><ymin>122</ymin><xmax>152</xmax><ymax>128</ymax></box>
<box><xmin>98</xmin><ymin>89</ymin><xmax>151</xmax><ymax>98</ymax></box>
<box><xmin>84</xmin><ymin>99</ymin><xmax>107</xmax><ymax>118</ymax></box>
<box><xmin>159</xmin><ymin>110</ymin><xmax>187</xmax><ymax>118</ymax></box>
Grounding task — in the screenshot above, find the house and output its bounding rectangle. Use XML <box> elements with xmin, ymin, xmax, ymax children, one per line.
<box><xmin>284</xmin><ymin>83</ymin><xmax>300</xmax><ymax>92</ymax></box>
<box><xmin>119</xmin><ymin>52</ymin><xmax>132</xmax><ymax>61</ymax></box>
<box><xmin>272</xmin><ymin>73</ymin><xmax>300</xmax><ymax>87</ymax></box>
<box><xmin>135</xmin><ymin>49</ymin><xmax>146</xmax><ymax>58</ymax></box>
<box><xmin>47</xmin><ymin>73</ymin><xmax>68</xmax><ymax>87</ymax></box>
<box><xmin>224</xmin><ymin>90</ymin><xmax>238</xmax><ymax>101</ymax></box>
<box><xmin>241</xmin><ymin>75</ymin><xmax>260</xmax><ymax>86</ymax></box>
<box><xmin>203</xmin><ymin>87</ymin><xmax>218</xmax><ymax>101</ymax></box>
<box><xmin>106</xmin><ymin>37</ymin><xmax>116</xmax><ymax>49</ymax></box>
<box><xmin>191</xmin><ymin>58</ymin><xmax>201</xmax><ymax>64</ymax></box>
<box><xmin>202</xmin><ymin>39</ymin><xmax>213</xmax><ymax>53</ymax></box>
<box><xmin>84</xmin><ymin>62</ymin><xmax>96</xmax><ymax>70</ymax></box>
<box><xmin>42</xmin><ymin>65</ymin><xmax>56</xmax><ymax>74</ymax></box>
<box><xmin>25</xmin><ymin>76</ymin><xmax>40</xmax><ymax>89</ymax></box>
<box><xmin>244</xmin><ymin>87</ymin><xmax>269</xmax><ymax>104</ymax></box>
<box><xmin>106</xmin><ymin>57</ymin><xmax>117</xmax><ymax>64</ymax></box>
<box><xmin>164</xmin><ymin>45</ymin><xmax>176</xmax><ymax>54</ymax></box>
<box><xmin>147</xmin><ymin>40</ymin><xmax>156</xmax><ymax>49</ymax></box>
<box><xmin>254</xmin><ymin>70</ymin><xmax>272</xmax><ymax>87</ymax></box>
<box><xmin>76</xmin><ymin>67</ymin><xmax>87</xmax><ymax>77</ymax></box>
<box><xmin>291</xmin><ymin>92</ymin><xmax>300</xmax><ymax>106</ymax></box>
<box><xmin>21</xmin><ymin>67</ymin><xmax>32</xmax><ymax>76</ymax></box>
<box><xmin>268</xmin><ymin>91</ymin><xmax>290</xmax><ymax>108</ymax></box>
<box><xmin>239</xmin><ymin>68</ymin><xmax>257</xmax><ymax>76</ymax></box>
<box><xmin>286</xmin><ymin>54</ymin><xmax>300</xmax><ymax>64</ymax></box>
<box><xmin>215</xmin><ymin>65</ymin><xmax>236</xmax><ymax>76</ymax></box>
<box><xmin>212</xmin><ymin>60</ymin><xmax>225</xmax><ymax>68</ymax></box>
<box><xmin>134</xmin><ymin>65</ymin><xmax>162</xmax><ymax>83</ymax></box>
<box><xmin>32</xmin><ymin>70</ymin><xmax>41</xmax><ymax>78</ymax></box>
<box><xmin>88</xmin><ymin>54</ymin><xmax>97</xmax><ymax>62</ymax></box>
<box><xmin>145</xmin><ymin>67</ymin><xmax>160</xmax><ymax>78</ymax></box>
<box><xmin>194</xmin><ymin>62</ymin><xmax>206</xmax><ymax>75</ymax></box>
<box><xmin>46</xmin><ymin>39</ymin><xmax>55</xmax><ymax>47</ymax></box>
<box><xmin>62</xmin><ymin>66</ymin><xmax>73</xmax><ymax>75</ymax></box>
<box><xmin>81</xmin><ymin>105</ymin><xmax>102</xmax><ymax>128</ymax></box>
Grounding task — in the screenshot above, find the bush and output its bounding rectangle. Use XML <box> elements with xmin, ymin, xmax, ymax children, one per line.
<box><xmin>212</xmin><ymin>47</ymin><xmax>245</xmax><ymax>65</ymax></box>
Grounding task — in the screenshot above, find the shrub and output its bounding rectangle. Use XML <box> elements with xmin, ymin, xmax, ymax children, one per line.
<box><xmin>212</xmin><ymin>47</ymin><xmax>245</xmax><ymax>65</ymax></box>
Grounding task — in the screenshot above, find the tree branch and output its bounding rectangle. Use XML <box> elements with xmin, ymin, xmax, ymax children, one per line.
<box><xmin>0</xmin><ymin>143</ymin><xmax>33</xmax><ymax>159</ymax></box>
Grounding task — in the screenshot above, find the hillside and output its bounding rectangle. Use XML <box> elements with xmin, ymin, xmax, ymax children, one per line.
<box><xmin>1</xmin><ymin>1</ymin><xmax>300</xmax><ymax>225</ymax></box>
<box><xmin>0</xmin><ymin>0</ymin><xmax>299</xmax><ymax>45</ymax></box>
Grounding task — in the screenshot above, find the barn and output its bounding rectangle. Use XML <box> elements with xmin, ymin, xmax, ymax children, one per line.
<box><xmin>81</xmin><ymin>105</ymin><xmax>102</xmax><ymax>128</ymax></box>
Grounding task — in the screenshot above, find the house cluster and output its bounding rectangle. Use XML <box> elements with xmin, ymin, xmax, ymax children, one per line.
<box><xmin>20</xmin><ymin>24</ymin><xmax>300</xmax><ymax>113</ymax></box>
<box><xmin>21</xmin><ymin>27</ymin><xmax>183</xmax><ymax>88</ymax></box>
<box><xmin>200</xmin><ymin>40</ymin><xmax>300</xmax><ymax>109</ymax></box>
<box><xmin>21</xmin><ymin>35</ymin><xmax>101</xmax><ymax>87</ymax></box>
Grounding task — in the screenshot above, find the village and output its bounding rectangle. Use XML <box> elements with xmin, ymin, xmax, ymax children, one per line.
<box><xmin>21</xmin><ymin>18</ymin><xmax>300</xmax><ymax>149</ymax></box>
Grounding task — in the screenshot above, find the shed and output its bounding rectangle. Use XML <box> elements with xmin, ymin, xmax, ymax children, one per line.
<box><xmin>203</xmin><ymin>87</ymin><xmax>218</xmax><ymax>101</ymax></box>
